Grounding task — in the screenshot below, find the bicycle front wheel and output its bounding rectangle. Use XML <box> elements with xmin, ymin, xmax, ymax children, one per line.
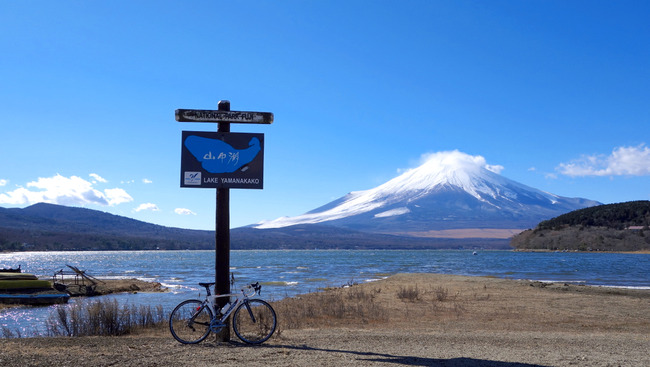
<box><xmin>169</xmin><ymin>299</ymin><xmax>213</xmax><ymax>344</ymax></box>
<box><xmin>232</xmin><ymin>299</ymin><xmax>277</xmax><ymax>344</ymax></box>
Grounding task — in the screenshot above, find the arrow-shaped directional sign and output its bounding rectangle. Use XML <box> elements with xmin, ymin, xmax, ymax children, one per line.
<box><xmin>175</xmin><ymin>109</ymin><xmax>274</xmax><ymax>124</ymax></box>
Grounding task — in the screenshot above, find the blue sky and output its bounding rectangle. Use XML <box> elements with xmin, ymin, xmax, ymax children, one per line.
<box><xmin>1</xmin><ymin>1</ymin><xmax>648</xmax><ymax>230</ymax></box>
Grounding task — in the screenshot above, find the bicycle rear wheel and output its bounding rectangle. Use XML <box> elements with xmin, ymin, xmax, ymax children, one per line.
<box><xmin>232</xmin><ymin>299</ymin><xmax>277</xmax><ymax>344</ymax></box>
<box><xmin>169</xmin><ymin>299</ymin><xmax>213</xmax><ymax>344</ymax></box>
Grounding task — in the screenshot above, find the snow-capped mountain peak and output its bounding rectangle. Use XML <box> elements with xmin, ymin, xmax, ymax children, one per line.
<box><xmin>255</xmin><ymin>151</ymin><xmax>597</xmax><ymax>232</ymax></box>
<box><xmin>379</xmin><ymin>151</ymin><xmax>503</xmax><ymax>197</ymax></box>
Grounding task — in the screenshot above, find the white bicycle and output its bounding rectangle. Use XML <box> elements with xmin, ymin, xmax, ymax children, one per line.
<box><xmin>169</xmin><ymin>281</ymin><xmax>277</xmax><ymax>344</ymax></box>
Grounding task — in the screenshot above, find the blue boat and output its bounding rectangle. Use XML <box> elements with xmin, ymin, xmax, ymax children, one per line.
<box><xmin>0</xmin><ymin>270</ymin><xmax>70</xmax><ymax>305</ymax></box>
<box><xmin>0</xmin><ymin>292</ymin><xmax>70</xmax><ymax>305</ymax></box>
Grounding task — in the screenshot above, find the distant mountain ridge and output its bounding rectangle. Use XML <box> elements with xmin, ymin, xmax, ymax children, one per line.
<box><xmin>255</xmin><ymin>151</ymin><xmax>600</xmax><ymax>237</ymax></box>
<box><xmin>0</xmin><ymin>203</ymin><xmax>215</xmax><ymax>251</ymax></box>
<box><xmin>0</xmin><ymin>203</ymin><xmax>505</xmax><ymax>251</ymax></box>
<box><xmin>1</xmin><ymin>151</ymin><xmax>602</xmax><ymax>251</ymax></box>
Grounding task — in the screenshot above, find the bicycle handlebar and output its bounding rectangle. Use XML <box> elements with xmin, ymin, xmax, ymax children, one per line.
<box><xmin>243</xmin><ymin>282</ymin><xmax>261</xmax><ymax>296</ymax></box>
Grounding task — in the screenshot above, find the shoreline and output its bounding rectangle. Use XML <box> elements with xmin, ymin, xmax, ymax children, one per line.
<box><xmin>1</xmin><ymin>273</ymin><xmax>648</xmax><ymax>366</ymax></box>
<box><xmin>513</xmin><ymin>248</ymin><xmax>650</xmax><ymax>254</ymax></box>
<box><xmin>3</xmin><ymin>248</ymin><xmax>650</xmax><ymax>253</ymax></box>
<box><xmin>0</xmin><ymin>278</ymin><xmax>166</xmax><ymax>311</ymax></box>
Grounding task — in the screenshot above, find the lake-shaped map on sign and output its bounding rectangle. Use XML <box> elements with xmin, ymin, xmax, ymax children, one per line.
<box><xmin>184</xmin><ymin>135</ymin><xmax>261</xmax><ymax>173</ymax></box>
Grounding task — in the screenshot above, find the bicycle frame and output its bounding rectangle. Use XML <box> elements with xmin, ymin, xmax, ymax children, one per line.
<box><xmin>201</xmin><ymin>284</ymin><xmax>258</xmax><ymax>325</ymax></box>
<box><xmin>170</xmin><ymin>281</ymin><xmax>276</xmax><ymax>344</ymax></box>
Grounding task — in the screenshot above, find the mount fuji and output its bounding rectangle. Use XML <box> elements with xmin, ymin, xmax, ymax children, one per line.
<box><xmin>253</xmin><ymin>151</ymin><xmax>600</xmax><ymax>240</ymax></box>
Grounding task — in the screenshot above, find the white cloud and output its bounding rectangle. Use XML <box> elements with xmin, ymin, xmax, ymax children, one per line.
<box><xmin>418</xmin><ymin>150</ymin><xmax>505</xmax><ymax>174</ymax></box>
<box><xmin>558</xmin><ymin>144</ymin><xmax>650</xmax><ymax>177</ymax></box>
<box><xmin>104</xmin><ymin>188</ymin><xmax>134</xmax><ymax>205</ymax></box>
<box><xmin>175</xmin><ymin>208</ymin><xmax>196</xmax><ymax>216</ymax></box>
<box><xmin>142</xmin><ymin>179</ymin><xmax>153</xmax><ymax>184</ymax></box>
<box><xmin>89</xmin><ymin>173</ymin><xmax>107</xmax><ymax>183</ymax></box>
<box><xmin>0</xmin><ymin>174</ymin><xmax>133</xmax><ymax>207</ymax></box>
<box><xmin>135</xmin><ymin>203</ymin><xmax>160</xmax><ymax>212</ymax></box>
<box><xmin>0</xmin><ymin>179</ymin><xmax>7</xmax><ymax>187</ymax></box>
<box><xmin>485</xmin><ymin>164</ymin><xmax>505</xmax><ymax>174</ymax></box>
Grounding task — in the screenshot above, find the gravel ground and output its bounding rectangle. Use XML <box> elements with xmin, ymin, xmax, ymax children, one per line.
<box><xmin>1</xmin><ymin>273</ymin><xmax>648</xmax><ymax>367</ymax></box>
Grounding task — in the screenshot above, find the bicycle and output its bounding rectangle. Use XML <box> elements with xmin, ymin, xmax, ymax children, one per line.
<box><xmin>169</xmin><ymin>281</ymin><xmax>277</xmax><ymax>344</ymax></box>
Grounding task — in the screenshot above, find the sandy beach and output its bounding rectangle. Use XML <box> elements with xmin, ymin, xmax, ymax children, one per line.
<box><xmin>1</xmin><ymin>273</ymin><xmax>648</xmax><ymax>366</ymax></box>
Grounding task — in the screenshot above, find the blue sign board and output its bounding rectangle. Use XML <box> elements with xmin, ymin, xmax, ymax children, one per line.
<box><xmin>181</xmin><ymin>131</ymin><xmax>264</xmax><ymax>189</ymax></box>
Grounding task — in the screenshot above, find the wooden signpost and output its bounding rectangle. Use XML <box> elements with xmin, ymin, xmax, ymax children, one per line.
<box><xmin>176</xmin><ymin>109</ymin><xmax>273</xmax><ymax>124</ymax></box>
<box><xmin>177</xmin><ymin>100</ymin><xmax>273</xmax><ymax>341</ymax></box>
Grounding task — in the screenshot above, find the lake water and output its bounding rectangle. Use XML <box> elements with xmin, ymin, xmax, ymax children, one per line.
<box><xmin>1</xmin><ymin>250</ymin><xmax>649</xmax><ymax>336</ymax></box>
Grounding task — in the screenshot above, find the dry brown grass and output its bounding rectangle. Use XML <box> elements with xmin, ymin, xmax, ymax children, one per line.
<box><xmin>272</xmin><ymin>277</ymin><xmax>479</xmax><ymax>335</ymax></box>
<box><xmin>396</xmin><ymin>285</ymin><xmax>421</xmax><ymax>301</ymax></box>
<box><xmin>272</xmin><ymin>273</ymin><xmax>650</xmax><ymax>336</ymax></box>
<box><xmin>273</xmin><ymin>285</ymin><xmax>388</xmax><ymax>333</ymax></box>
<box><xmin>44</xmin><ymin>298</ymin><xmax>167</xmax><ymax>337</ymax></box>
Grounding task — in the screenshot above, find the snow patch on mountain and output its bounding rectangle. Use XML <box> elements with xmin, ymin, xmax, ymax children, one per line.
<box><xmin>374</xmin><ymin>207</ymin><xmax>410</xmax><ymax>218</ymax></box>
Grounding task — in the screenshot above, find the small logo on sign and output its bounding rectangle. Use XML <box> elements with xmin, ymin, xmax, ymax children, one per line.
<box><xmin>184</xmin><ymin>172</ymin><xmax>201</xmax><ymax>185</ymax></box>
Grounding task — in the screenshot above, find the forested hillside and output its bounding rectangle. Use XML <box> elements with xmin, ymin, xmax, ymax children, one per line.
<box><xmin>0</xmin><ymin>203</ymin><xmax>511</xmax><ymax>251</ymax></box>
<box><xmin>537</xmin><ymin>200</ymin><xmax>650</xmax><ymax>230</ymax></box>
<box><xmin>511</xmin><ymin>201</ymin><xmax>650</xmax><ymax>251</ymax></box>
<box><xmin>0</xmin><ymin>203</ymin><xmax>215</xmax><ymax>251</ymax></box>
